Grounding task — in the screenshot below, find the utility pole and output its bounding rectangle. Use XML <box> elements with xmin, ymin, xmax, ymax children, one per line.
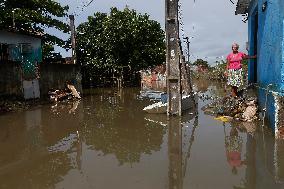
<box><xmin>183</xmin><ymin>37</ymin><xmax>190</xmax><ymax>63</ymax></box>
<box><xmin>69</xmin><ymin>15</ymin><xmax>76</xmax><ymax>64</ymax></box>
<box><xmin>165</xmin><ymin>0</ymin><xmax>182</xmax><ymax>116</ymax></box>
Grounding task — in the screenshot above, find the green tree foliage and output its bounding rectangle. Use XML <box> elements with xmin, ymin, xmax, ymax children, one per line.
<box><xmin>76</xmin><ymin>7</ymin><xmax>165</xmax><ymax>86</ymax></box>
<box><xmin>0</xmin><ymin>0</ymin><xmax>70</xmax><ymax>57</ymax></box>
<box><xmin>192</xmin><ymin>58</ymin><xmax>210</xmax><ymax>69</ymax></box>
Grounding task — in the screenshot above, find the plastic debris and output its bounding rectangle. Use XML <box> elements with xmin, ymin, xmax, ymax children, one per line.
<box><xmin>214</xmin><ymin>116</ymin><xmax>232</xmax><ymax>122</ymax></box>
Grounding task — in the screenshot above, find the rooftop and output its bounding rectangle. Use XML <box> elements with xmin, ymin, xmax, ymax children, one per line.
<box><xmin>0</xmin><ymin>28</ymin><xmax>44</xmax><ymax>39</ymax></box>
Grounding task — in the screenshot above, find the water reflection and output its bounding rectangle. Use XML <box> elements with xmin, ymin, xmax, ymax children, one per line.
<box><xmin>250</xmin><ymin>127</ymin><xmax>284</xmax><ymax>188</ymax></box>
<box><xmin>167</xmin><ymin>110</ymin><xmax>199</xmax><ymax>189</ymax></box>
<box><xmin>0</xmin><ymin>100</ymin><xmax>84</xmax><ymax>189</ymax></box>
<box><xmin>168</xmin><ymin>117</ymin><xmax>183</xmax><ymax>189</ymax></box>
<box><xmin>228</xmin><ymin>123</ymin><xmax>284</xmax><ymax>189</ymax></box>
<box><xmin>1</xmin><ymin>85</ymin><xmax>284</xmax><ymax>188</ymax></box>
<box><xmin>224</xmin><ymin>124</ymin><xmax>245</xmax><ymax>175</ymax></box>
<box><xmin>51</xmin><ymin>99</ymin><xmax>81</xmax><ymax>115</ymax></box>
<box><xmin>196</xmin><ymin>77</ymin><xmax>284</xmax><ymax>189</ymax></box>
<box><xmin>82</xmin><ymin>88</ymin><xmax>166</xmax><ymax>165</ymax></box>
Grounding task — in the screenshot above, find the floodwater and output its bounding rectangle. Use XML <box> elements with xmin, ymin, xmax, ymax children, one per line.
<box><xmin>0</xmin><ymin>80</ymin><xmax>284</xmax><ymax>189</ymax></box>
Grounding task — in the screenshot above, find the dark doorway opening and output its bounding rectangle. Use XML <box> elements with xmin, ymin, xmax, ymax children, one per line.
<box><xmin>252</xmin><ymin>12</ymin><xmax>258</xmax><ymax>83</ymax></box>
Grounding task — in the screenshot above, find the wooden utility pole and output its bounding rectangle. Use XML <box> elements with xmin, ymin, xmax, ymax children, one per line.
<box><xmin>165</xmin><ymin>0</ymin><xmax>182</xmax><ymax>116</ymax></box>
<box><xmin>69</xmin><ymin>15</ymin><xmax>76</xmax><ymax>64</ymax></box>
<box><xmin>181</xmin><ymin>55</ymin><xmax>191</xmax><ymax>95</ymax></box>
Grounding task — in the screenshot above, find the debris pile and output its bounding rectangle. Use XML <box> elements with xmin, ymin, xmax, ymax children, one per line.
<box><xmin>48</xmin><ymin>89</ymin><xmax>72</xmax><ymax>102</ymax></box>
<box><xmin>0</xmin><ymin>100</ymin><xmax>31</xmax><ymax>114</ymax></box>
<box><xmin>48</xmin><ymin>84</ymin><xmax>81</xmax><ymax>102</ymax></box>
<box><xmin>202</xmin><ymin>96</ymin><xmax>258</xmax><ymax>122</ymax></box>
<box><xmin>277</xmin><ymin>127</ymin><xmax>284</xmax><ymax>139</ymax></box>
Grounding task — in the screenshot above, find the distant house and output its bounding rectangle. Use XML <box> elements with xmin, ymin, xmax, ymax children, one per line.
<box><xmin>0</xmin><ymin>30</ymin><xmax>82</xmax><ymax>100</ymax></box>
<box><xmin>0</xmin><ymin>30</ymin><xmax>42</xmax><ymax>99</ymax></box>
<box><xmin>235</xmin><ymin>0</ymin><xmax>284</xmax><ymax>136</ymax></box>
<box><xmin>0</xmin><ymin>30</ymin><xmax>42</xmax><ymax>77</ymax></box>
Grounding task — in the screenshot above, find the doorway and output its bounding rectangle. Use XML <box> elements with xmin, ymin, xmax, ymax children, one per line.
<box><xmin>250</xmin><ymin>12</ymin><xmax>258</xmax><ymax>83</ymax></box>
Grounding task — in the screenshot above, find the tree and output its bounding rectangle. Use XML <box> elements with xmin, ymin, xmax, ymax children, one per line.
<box><xmin>76</xmin><ymin>7</ymin><xmax>166</xmax><ymax>87</ymax></box>
<box><xmin>192</xmin><ymin>59</ymin><xmax>210</xmax><ymax>69</ymax></box>
<box><xmin>0</xmin><ymin>0</ymin><xmax>70</xmax><ymax>57</ymax></box>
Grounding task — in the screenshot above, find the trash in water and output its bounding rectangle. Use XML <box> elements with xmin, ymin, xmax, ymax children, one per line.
<box><xmin>202</xmin><ymin>96</ymin><xmax>258</xmax><ymax>122</ymax></box>
<box><xmin>214</xmin><ymin>116</ymin><xmax>232</xmax><ymax>123</ymax></box>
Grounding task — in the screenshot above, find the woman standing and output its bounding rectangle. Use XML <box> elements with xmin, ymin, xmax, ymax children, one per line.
<box><xmin>226</xmin><ymin>43</ymin><xmax>256</xmax><ymax>97</ymax></box>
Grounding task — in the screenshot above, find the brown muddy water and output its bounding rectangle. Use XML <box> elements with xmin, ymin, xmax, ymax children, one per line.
<box><xmin>0</xmin><ymin>80</ymin><xmax>284</xmax><ymax>189</ymax></box>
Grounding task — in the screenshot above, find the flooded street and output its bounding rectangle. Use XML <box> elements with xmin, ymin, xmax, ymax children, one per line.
<box><xmin>1</xmin><ymin>81</ymin><xmax>284</xmax><ymax>189</ymax></box>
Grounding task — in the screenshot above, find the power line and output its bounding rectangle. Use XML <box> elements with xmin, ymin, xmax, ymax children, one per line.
<box><xmin>85</xmin><ymin>0</ymin><xmax>95</xmax><ymax>7</ymax></box>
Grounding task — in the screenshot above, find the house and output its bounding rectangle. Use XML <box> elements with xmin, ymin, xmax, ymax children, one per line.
<box><xmin>0</xmin><ymin>30</ymin><xmax>82</xmax><ymax>100</ymax></box>
<box><xmin>235</xmin><ymin>0</ymin><xmax>284</xmax><ymax>136</ymax></box>
<box><xmin>0</xmin><ymin>30</ymin><xmax>42</xmax><ymax>99</ymax></box>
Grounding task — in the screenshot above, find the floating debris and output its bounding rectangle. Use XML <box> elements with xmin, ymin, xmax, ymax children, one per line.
<box><xmin>202</xmin><ymin>96</ymin><xmax>258</xmax><ymax>122</ymax></box>
<box><xmin>49</xmin><ymin>84</ymin><xmax>81</xmax><ymax>102</ymax></box>
<box><xmin>277</xmin><ymin>127</ymin><xmax>284</xmax><ymax>139</ymax></box>
<box><xmin>241</xmin><ymin>100</ymin><xmax>257</xmax><ymax>122</ymax></box>
<box><xmin>214</xmin><ymin>116</ymin><xmax>233</xmax><ymax>123</ymax></box>
<box><xmin>48</xmin><ymin>89</ymin><xmax>72</xmax><ymax>102</ymax></box>
<box><xmin>143</xmin><ymin>94</ymin><xmax>197</xmax><ymax>114</ymax></box>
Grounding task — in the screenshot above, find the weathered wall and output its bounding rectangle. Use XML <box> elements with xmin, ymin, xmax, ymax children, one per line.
<box><xmin>275</xmin><ymin>94</ymin><xmax>284</xmax><ymax>136</ymax></box>
<box><xmin>0</xmin><ymin>62</ymin><xmax>23</xmax><ymax>98</ymax></box>
<box><xmin>258</xmin><ymin>88</ymin><xmax>275</xmax><ymax>129</ymax></box>
<box><xmin>248</xmin><ymin>0</ymin><xmax>284</xmax><ymax>131</ymax></box>
<box><xmin>0</xmin><ymin>62</ymin><xmax>82</xmax><ymax>99</ymax></box>
<box><xmin>40</xmin><ymin>64</ymin><xmax>82</xmax><ymax>98</ymax></box>
<box><xmin>0</xmin><ymin>30</ymin><xmax>41</xmax><ymax>51</ymax></box>
<box><xmin>248</xmin><ymin>0</ymin><xmax>284</xmax><ymax>88</ymax></box>
<box><xmin>0</xmin><ymin>30</ymin><xmax>42</xmax><ymax>79</ymax></box>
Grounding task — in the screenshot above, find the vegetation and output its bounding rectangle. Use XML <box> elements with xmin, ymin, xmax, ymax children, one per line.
<box><xmin>76</xmin><ymin>7</ymin><xmax>166</xmax><ymax>87</ymax></box>
<box><xmin>192</xmin><ymin>58</ymin><xmax>249</xmax><ymax>82</ymax></box>
<box><xmin>192</xmin><ymin>58</ymin><xmax>211</xmax><ymax>70</ymax></box>
<box><xmin>0</xmin><ymin>0</ymin><xmax>70</xmax><ymax>58</ymax></box>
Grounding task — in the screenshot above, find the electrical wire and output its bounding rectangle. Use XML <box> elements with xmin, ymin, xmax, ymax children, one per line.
<box><xmin>178</xmin><ymin>0</ymin><xmax>188</xmax><ymax>56</ymax></box>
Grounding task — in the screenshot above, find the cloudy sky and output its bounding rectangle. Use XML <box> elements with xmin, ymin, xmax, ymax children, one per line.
<box><xmin>56</xmin><ymin>0</ymin><xmax>248</xmax><ymax>64</ymax></box>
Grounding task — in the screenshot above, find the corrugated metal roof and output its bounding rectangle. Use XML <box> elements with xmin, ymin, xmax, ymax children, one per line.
<box><xmin>235</xmin><ymin>0</ymin><xmax>251</xmax><ymax>15</ymax></box>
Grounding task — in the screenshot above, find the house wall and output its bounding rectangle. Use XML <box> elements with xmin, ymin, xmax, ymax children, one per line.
<box><xmin>0</xmin><ymin>31</ymin><xmax>83</xmax><ymax>100</ymax></box>
<box><xmin>248</xmin><ymin>0</ymin><xmax>284</xmax><ymax>132</ymax></box>
<box><xmin>248</xmin><ymin>0</ymin><xmax>284</xmax><ymax>89</ymax></box>
<box><xmin>274</xmin><ymin>95</ymin><xmax>284</xmax><ymax>135</ymax></box>
<box><xmin>40</xmin><ymin>64</ymin><xmax>82</xmax><ymax>98</ymax></box>
<box><xmin>0</xmin><ymin>30</ymin><xmax>42</xmax><ymax>79</ymax></box>
<box><xmin>0</xmin><ymin>63</ymin><xmax>83</xmax><ymax>100</ymax></box>
<box><xmin>0</xmin><ymin>30</ymin><xmax>41</xmax><ymax>54</ymax></box>
<box><xmin>0</xmin><ymin>62</ymin><xmax>23</xmax><ymax>98</ymax></box>
<box><xmin>257</xmin><ymin>88</ymin><xmax>275</xmax><ymax>129</ymax></box>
